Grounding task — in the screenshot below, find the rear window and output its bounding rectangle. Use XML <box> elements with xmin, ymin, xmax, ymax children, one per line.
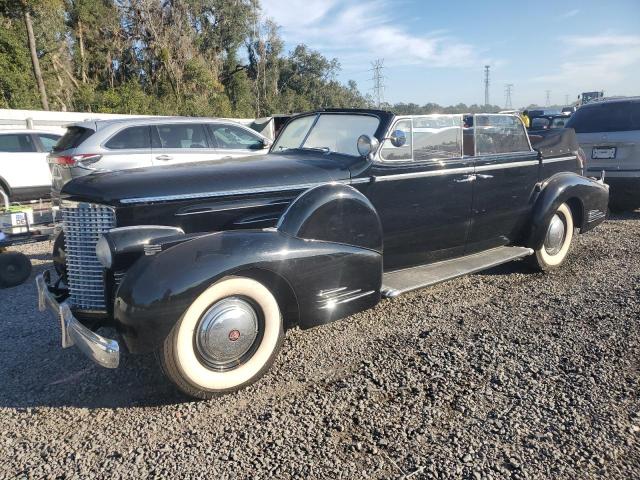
<box><xmin>531</xmin><ymin>117</ymin><xmax>550</xmax><ymax>129</ymax></box>
<box><xmin>53</xmin><ymin>126</ymin><xmax>95</xmax><ymax>152</ymax></box>
<box><xmin>0</xmin><ymin>134</ymin><xmax>37</xmax><ymax>152</ymax></box>
<box><xmin>154</xmin><ymin>124</ymin><xmax>208</xmax><ymax>149</ymax></box>
<box><xmin>474</xmin><ymin>114</ymin><xmax>531</xmax><ymax>155</ymax></box>
<box><xmin>105</xmin><ymin>126</ymin><xmax>151</xmax><ymax>149</ymax></box>
<box><xmin>566</xmin><ymin>102</ymin><xmax>640</xmax><ymax>133</ymax></box>
<box><xmin>37</xmin><ymin>134</ymin><xmax>61</xmax><ymax>151</ymax></box>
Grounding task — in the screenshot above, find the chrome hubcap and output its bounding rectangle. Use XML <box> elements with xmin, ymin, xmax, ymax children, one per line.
<box><xmin>544</xmin><ymin>213</ymin><xmax>566</xmax><ymax>255</ymax></box>
<box><xmin>195</xmin><ymin>297</ymin><xmax>259</xmax><ymax>369</ymax></box>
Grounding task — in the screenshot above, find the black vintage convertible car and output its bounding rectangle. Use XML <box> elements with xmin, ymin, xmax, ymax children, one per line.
<box><xmin>37</xmin><ymin>109</ymin><xmax>609</xmax><ymax>399</ymax></box>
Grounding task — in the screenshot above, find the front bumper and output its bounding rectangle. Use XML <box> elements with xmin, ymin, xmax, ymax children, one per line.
<box><xmin>36</xmin><ymin>272</ymin><xmax>120</xmax><ymax>368</ymax></box>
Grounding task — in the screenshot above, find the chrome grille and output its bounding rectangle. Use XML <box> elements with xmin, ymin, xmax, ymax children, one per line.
<box><xmin>62</xmin><ymin>201</ymin><xmax>116</xmax><ymax>311</ymax></box>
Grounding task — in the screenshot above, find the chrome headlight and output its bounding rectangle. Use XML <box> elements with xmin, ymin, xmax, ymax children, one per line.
<box><xmin>96</xmin><ymin>235</ymin><xmax>113</xmax><ymax>268</ymax></box>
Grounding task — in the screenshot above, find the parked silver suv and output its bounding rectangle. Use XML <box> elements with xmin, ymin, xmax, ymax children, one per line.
<box><xmin>566</xmin><ymin>98</ymin><xmax>640</xmax><ymax>210</ymax></box>
<box><xmin>48</xmin><ymin>117</ymin><xmax>271</xmax><ymax>194</ymax></box>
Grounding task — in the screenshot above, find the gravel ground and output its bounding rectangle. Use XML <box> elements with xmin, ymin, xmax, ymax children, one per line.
<box><xmin>1</xmin><ymin>212</ymin><xmax>639</xmax><ymax>479</ymax></box>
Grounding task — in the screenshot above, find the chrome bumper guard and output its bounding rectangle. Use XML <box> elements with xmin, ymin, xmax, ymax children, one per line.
<box><xmin>36</xmin><ymin>273</ymin><xmax>120</xmax><ymax>368</ymax></box>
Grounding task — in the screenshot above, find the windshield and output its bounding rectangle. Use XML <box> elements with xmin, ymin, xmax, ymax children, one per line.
<box><xmin>272</xmin><ymin>113</ymin><xmax>380</xmax><ymax>156</ymax></box>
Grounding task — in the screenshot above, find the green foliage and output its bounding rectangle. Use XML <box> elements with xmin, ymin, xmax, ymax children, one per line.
<box><xmin>389</xmin><ymin>102</ymin><xmax>504</xmax><ymax>115</ymax></box>
<box><xmin>5</xmin><ymin>0</ymin><xmax>500</xmax><ymax>119</ymax></box>
<box><xmin>0</xmin><ymin>0</ymin><xmax>369</xmax><ymax>117</ymax></box>
<box><xmin>0</xmin><ymin>17</ymin><xmax>39</xmax><ymax>108</ymax></box>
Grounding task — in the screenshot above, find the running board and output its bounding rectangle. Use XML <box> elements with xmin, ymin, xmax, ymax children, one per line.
<box><xmin>381</xmin><ymin>246</ymin><xmax>533</xmax><ymax>298</ymax></box>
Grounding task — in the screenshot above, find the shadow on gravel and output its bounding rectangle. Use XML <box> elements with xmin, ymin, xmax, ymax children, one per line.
<box><xmin>0</xmin><ymin>340</ymin><xmax>192</xmax><ymax>409</ymax></box>
<box><xmin>606</xmin><ymin>209</ymin><xmax>640</xmax><ymax>221</ymax></box>
<box><xmin>474</xmin><ymin>258</ymin><xmax>533</xmax><ymax>277</ymax></box>
<box><xmin>0</xmin><ymin>253</ymin><xmax>193</xmax><ymax>410</ymax></box>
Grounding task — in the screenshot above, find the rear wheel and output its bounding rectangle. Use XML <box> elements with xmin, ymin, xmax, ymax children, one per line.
<box><xmin>159</xmin><ymin>276</ymin><xmax>284</xmax><ymax>399</ymax></box>
<box><xmin>529</xmin><ymin>203</ymin><xmax>574</xmax><ymax>271</ymax></box>
<box><xmin>0</xmin><ymin>251</ymin><xmax>32</xmax><ymax>288</ymax></box>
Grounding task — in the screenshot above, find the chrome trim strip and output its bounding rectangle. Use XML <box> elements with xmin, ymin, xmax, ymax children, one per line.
<box><xmin>350</xmin><ymin>177</ymin><xmax>371</xmax><ymax>185</ymax></box>
<box><xmin>175</xmin><ymin>201</ymin><xmax>290</xmax><ymax>216</ymax></box>
<box><xmin>234</xmin><ymin>216</ymin><xmax>280</xmax><ymax>225</ymax></box>
<box><xmin>318</xmin><ymin>289</ymin><xmax>375</xmax><ymax>309</ymax></box>
<box><xmin>542</xmin><ymin>155</ymin><xmax>577</xmax><ymax>163</ymax></box>
<box><xmin>475</xmin><ymin>160</ymin><xmax>539</xmax><ymax>171</ymax></box>
<box><xmin>120</xmin><ymin>180</ymin><xmax>353</xmax><ymax>204</ymax></box>
<box><xmin>374</xmin><ymin>166</ymin><xmax>474</xmax><ymax>182</ymax></box>
<box><xmin>318</xmin><ymin>287</ymin><xmax>348</xmax><ymax>296</ymax></box>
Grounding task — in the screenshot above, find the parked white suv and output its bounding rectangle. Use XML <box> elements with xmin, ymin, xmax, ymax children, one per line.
<box><xmin>0</xmin><ymin>130</ymin><xmax>61</xmax><ymax>202</ymax></box>
<box><xmin>48</xmin><ymin>117</ymin><xmax>271</xmax><ymax>194</ymax></box>
<box><xmin>566</xmin><ymin>98</ymin><xmax>640</xmax><ymax>210</ymax></box>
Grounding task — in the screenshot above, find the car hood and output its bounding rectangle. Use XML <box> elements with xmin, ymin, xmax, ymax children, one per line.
<box><xmin>61</xmin><ymin>151</ymin><xmax>359</xmax><ymax>206</ymax></box>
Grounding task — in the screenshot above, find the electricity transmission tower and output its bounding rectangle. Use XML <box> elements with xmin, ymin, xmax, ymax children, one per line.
<box><xmin>371</xmin><ymin>59</ymin><xmax>385</xmax><ymax>108</ymax></box>
<box><xmin>545</xmin><ymin>90</ymin><xmax>551</xmax><ymax>107</ymax></box>
<box><xmin>504</xmin><ymin>84</ymin><xmax>514</xmax><ymax>109</ymax></box>
<box><xmin>484</xmin><ymin>65</ymin><xmax>490</xmax><ymax>106</ymax></box>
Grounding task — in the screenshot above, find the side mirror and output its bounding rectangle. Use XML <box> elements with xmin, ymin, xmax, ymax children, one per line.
<box><xmin>261</xmin><ymin>139</ymin><xmax>272</xmax><ymax>149</ymax></box>
<box><xmin>357</xmin><ymin>135</ymin><xmax>380</xmax><ymax>158</ymax></box>
<box><xmin>390</xmin><ymin>130</ymin><xmax>407</xmax><ymax>148</ymax></box>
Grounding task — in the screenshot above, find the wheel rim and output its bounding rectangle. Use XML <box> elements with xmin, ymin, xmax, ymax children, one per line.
<box><xmin>194</xmin><ymin>296</ymin><xmax>261</xmax><ymax>371</ymax></box>
<box><xmin>544</xmin><ymin>213</ymin><xmax>566</xmax><ymax>255</ymax></box>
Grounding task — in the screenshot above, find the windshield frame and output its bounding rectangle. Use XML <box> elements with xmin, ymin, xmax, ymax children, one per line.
<box><xmin>271</xmin><ymin>112</ymin><xmax>382</xmax><ymax>157</ymax></box>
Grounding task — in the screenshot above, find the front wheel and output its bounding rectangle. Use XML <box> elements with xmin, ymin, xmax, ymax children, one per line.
<box><xmin>528</xmin><ymin>203</ymin><xmax>575</xmax><ymax>271</ymax></box>
<box><xmin>159</xmin><ymin>276</ymin><xmax>284</xmax><ymax>399</ymax></box>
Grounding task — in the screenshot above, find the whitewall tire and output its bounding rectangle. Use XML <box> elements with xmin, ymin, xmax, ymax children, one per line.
<box><xmin>159</xmin><ymin>276</ymin><xmax>284</xmax><ymax>399</ymax></box>
<box><xmin>529</xmin><ymin>203</ymin><xmax>575</xmax><ymax>271</ymax></box>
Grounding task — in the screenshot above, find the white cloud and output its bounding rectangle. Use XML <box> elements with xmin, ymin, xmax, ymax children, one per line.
<box><xmin>260</xmin><ymin>0</ymin><xmax>487</xmax><ymax>70</ymax></box>
<box><xmin>558</xmin><ymin>9</ymin><xmax>580</xmax><ymax>19</ymax></box>
<box><xmin>534</xmin><ymin>34</ymin><xmax>640</xmax><ymax>90</ymax></box>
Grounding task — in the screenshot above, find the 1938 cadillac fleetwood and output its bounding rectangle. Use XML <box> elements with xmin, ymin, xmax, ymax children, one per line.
<box><xmin>37</xmin><ymin>109</ymin><xmax>609</xmax><ymax>399</ymax></box>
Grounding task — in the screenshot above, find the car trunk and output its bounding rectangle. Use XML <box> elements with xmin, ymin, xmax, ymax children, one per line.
<box><xmin>578</xmin><ymin>131</ymin><xmax>640</xmax><ymax>175</ymax></box>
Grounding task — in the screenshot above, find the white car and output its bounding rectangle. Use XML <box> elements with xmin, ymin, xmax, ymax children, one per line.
<box><xmin>48</xmin><ymin>117</ymin><xmax>272</xmax><ymax>195</ymax></box>
<box><xmin>0</xmin><ymin>130</ymin><xmax>61</xmax><ymax>202</ymax></box>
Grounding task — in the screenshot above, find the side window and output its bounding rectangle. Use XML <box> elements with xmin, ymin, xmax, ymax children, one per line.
<box><xmin>0</xmin><ymin>134</ymin><xmax>37</xmax><ymax>153</ymax></box>
<box><xmin>380</xmin><ymin>119</ymin><xmax>412</xmax><ymax>161</ymax></box>
<box><xmin>209</xmin><ymin>124</ymin><xmax>263</xmax><ymax>150</ymax></box>
<box><xmin>412</xmin><ymin>115</ymin><xmax>463</xmax><ymax>161</ymax></box>
<box><xmin>531</xmin><ymin>117</ymin><xmax>550</xmax><ymax>130</ymax></box>
<box><xmin>37</xmin><ymin>134</ymin><xmax>61</xmax><ymax>151</ymax></box>
<box><xmin>474</xmin><ymin>114</ymin><xmax>530</xmax><ymax>155</ymax></box>
<box><xmin>105</xmin><ymin>126</ymin><xmax>151</xmax><ymax>149</ymax></box>
<box><xmin>155</xmin><ymin>124</ymin><xmax>208</xmax><ymax>149</ymax></box>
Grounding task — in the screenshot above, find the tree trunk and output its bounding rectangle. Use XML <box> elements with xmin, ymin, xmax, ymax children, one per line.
<box><xmin>24</xmin><ymin>8</ymin><xmax>49</xmax><ymax>110</ymax></box>
<box><xmin>78</xmin><ymin>20</ymin><xmax>87</xmax><ymax>83</ymax></box>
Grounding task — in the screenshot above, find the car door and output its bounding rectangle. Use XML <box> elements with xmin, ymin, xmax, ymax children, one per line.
<box><xmin>207</xmin><ymin>123</ymin><xmax>268</xmax><ymax>159</ymax></box>
<box><xmin>101</xmin><ymin>125</ymin><xmax>154</xmax><ymax>171</ymax></box>
<box><xmin>151</xmin><ymin>123</ymin><xmax>216</xmax><ymax>166</ymax></box>
<box><xmin>0</xmin><ymin>133</ymin><xmax>50</xmax><ymax>189</ymax></box>
<box><xmin>356</xmin><ymin>115</ymin><xmax>474</xmax><ymax>271</ymax></box>
<box><xmin>466</xmin><ymin>114</ymin><xmax>540</xmax><ymax>253</ymax></box>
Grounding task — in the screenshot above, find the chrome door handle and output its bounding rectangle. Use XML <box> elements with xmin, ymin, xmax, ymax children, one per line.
<box><xmin>476</xmin><ymin>174</ymin><xmax>493</xmax><ymax>179</ymax></box>
<box><xmin>454</xmin><ymin>174</ymin><xmax>476</xmax><ymax>183</ymax></box>
<box><xmin>155</xmin><ymin>155</ymin><xmax>173</xmax><ymax>161</ymax></box>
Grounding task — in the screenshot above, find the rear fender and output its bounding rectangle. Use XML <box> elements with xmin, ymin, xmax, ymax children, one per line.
<box><xmin>529</xmin><ymin>172</ymin><xmax>609</xmax><ymax>249</ymax></box>
<box><xmin>115</xmin><ymin>183</ymin><xmax>383</xmax><ymax>354</ymax></box>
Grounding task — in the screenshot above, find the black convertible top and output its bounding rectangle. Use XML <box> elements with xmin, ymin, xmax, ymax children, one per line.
<box><xmin>529</xmin><ymin>128</ymin><xmax>579</xmax><ymax>158</ymax></box>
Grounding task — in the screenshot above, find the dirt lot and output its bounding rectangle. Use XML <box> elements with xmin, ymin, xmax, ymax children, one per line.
<box><xmin>1</xmin><ymin>212</ymin><xmax>639</xmax><ymax>479</ymax></box>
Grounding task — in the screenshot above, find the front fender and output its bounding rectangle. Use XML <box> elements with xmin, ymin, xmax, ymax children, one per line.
<box><xmin>115</xmin><ymin>230</ymin><xmax>382</xmax><ymax>354</ymax></box>
<box><xmin>529</xmin><ymin>172</ymin><xmax>609</xmax><ymax>249</ymax></box>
